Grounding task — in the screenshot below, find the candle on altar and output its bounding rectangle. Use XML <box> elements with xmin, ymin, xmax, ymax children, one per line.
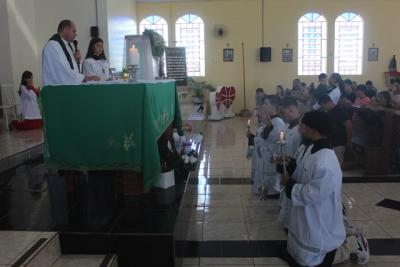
<box><xmin>128</xmin><ymin>45</ymin><xmax>140</xmax><ymax>66</ymax></box>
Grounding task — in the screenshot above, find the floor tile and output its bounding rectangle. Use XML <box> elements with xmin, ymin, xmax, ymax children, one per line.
<box><xmin>204</xmin><ymin>194</ymin><xmax>242</xmax><ymax>207</ymax></box>
<box><xmin>0</xmin><ymin>231</ymin><xmax>42</xmax><ymax>264</ymax></box>
<box><xmin>375</xmin><ymin>220</ymin><xmax>400</xmax><ymax>238</ymax></box>
<box><xmin>203</xmin><ymin>222</ymin><xmax>249</xmax><ymax>241</ymax></box>
<box><xmin>247</xmin><ymin>222</ymin><xmax>287</xmax><ymax>240</ymax></box>
<box><xmin>352</xmin><ymin>220</ymin><xmax>391</xmax><ymax>238</ymax></box>
<box><xmin>187</xmin><ymin>222</ymin><xmax>204</xmax><ymax>241</ymax></box>
<box><xmin>200</xmin><ymin>257</ymin><xmax>253</xmax><ymax>264</ymax></box>
<box><xmin>243</xmin><ymin>206</ymin><xmax>280</xmax><ymax>222</ymax></box>
<box><xmin>204</xmin><ymin>207</ymin><xmax>244</xmax><ymax>223</ymax></box>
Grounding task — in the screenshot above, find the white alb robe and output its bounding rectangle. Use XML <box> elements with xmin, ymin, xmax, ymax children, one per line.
<box><xmin>278</xmin><ymin>124</ymin><xmax>302</xmax><ymax>227</ymax></box>
<box><xmin>42</xmin><ymin>39</ymin><xmax>84</xmax><ymax>86</ymax></box>
<box><xmin>261</xmin><ymin>117</ymin><xmax>287</xmax><ymax>195</ymax></box>
<box><xmin>20</xmin><ymin>85</ymin><xmax>41</xmax><ymax>120</ymax></box>
<box><xmin>287</xmin><ymin>145</ymin><xmax>346</xmax><ymax>266</ymax></box>
<box><xmin>82</xmin><ymin>58</ymin><xmax>110</xmax><ymax>81</ymax></box>
<box><xmin>251</xmin><ymin>124</ymin><xmax>268</xmax><ymax>193</ymax></box>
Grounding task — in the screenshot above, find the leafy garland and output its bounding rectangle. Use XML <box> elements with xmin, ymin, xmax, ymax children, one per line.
<box><xmin>142</xmin><ymin>29</ymin><xmax>165</xmax><ymax>59</ymax></box>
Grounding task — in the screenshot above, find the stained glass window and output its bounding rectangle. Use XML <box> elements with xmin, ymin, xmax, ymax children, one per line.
<box><xmin>334</xmin><ymin>12</ymin><xmax>364</xmax><ymax>75</ymax></box>
<box><xmin>139</xmin><ymin>15</ymin><xmax>168</xmax><ymax>45</ymax></box>
<box><xmin>176</xmin><ymin>14</ymin><xmax>205</xmax><ymax>77</ymax></box>
<box><xmin>298</xmin><ymin>12</ymin><xmax>327</xmax><ymax>76</ymax></box>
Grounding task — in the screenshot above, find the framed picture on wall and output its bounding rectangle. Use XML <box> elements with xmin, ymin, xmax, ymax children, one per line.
<box><xmin>368</xmin><ymin>48</ymin><xmax>379</xmax><ymax>61</ymax></box>
<box><xmin>282</xmin><ymin>49</ymin><xmax>293</xmax><ymax>62</ymax></box>
<box><xmin>223</xmin><ymin>48</ymin><xmax>234</xmax><ymax>62</ymax></box>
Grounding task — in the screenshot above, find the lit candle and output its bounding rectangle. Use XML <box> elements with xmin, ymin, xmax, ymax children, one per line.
<box><xmin>128</xmin><ymin>45</ymin><xmax>140</xmax><ymax>66</ymax></box>
<box><xmin>279</xmin><ymin>131</ymin><xmax>285</xmax><ymax>143</ymax></box>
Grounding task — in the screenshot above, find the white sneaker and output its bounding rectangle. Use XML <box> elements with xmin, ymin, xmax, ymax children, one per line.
<box><xmin>354</xmin><ymin>229</ymin><xmax>369</xmax><ymax>265</ymax></box>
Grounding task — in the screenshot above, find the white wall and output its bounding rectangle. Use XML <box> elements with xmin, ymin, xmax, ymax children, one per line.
<box><xmin>0</xmin><ymin>0</ymin><xmax>13</xmax><ymax>84</ymax></box>
<box><xmin>7</xmin><ymin>0</ymin><xmax>39</xmax><ymax>86</ymax></box>
<box><xmin>107</xmin><ymin>0</ymin><xmax>137</xmax><ymax>71</ymax></box>
<box><xmin>4</xmin><ymin>0</ymin><xmax>98</xmax><ymax>86</ymax></box>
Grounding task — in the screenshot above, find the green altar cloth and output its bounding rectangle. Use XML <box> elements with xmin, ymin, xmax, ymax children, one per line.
<box><xmin>40</xmin><ymin>81</ymin><xmax>182</xmax><ymax>190</ymax></box>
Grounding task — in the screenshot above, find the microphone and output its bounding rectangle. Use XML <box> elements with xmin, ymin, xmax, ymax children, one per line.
<box><xmin>72</xmin><ymin>40</ymin><xmax>81</xmax><ymax>71</ymax></box>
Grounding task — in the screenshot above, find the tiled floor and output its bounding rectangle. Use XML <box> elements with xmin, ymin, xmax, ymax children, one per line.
<box><xmin>0</xmin><ymin>129</ymin><xmax>43</xmax><ymax>160</ymax></box>
<box><xmin>2</xmin><ymin>115</ymin><xmax>400</xmax><ymax>266</ymax></box>
<box><xmin>182</xmin><ymin>116</ymin><xmax>400</xmax><ymax>266</ymax></box>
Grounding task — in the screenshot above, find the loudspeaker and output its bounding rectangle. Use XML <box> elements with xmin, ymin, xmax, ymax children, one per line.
<box><xmin>260</xmin><ymin>47</ymin><xmax>271</xmax><ymax>62</ymax></box>
<box><xmin>90</xmin><ymin>26</ymin><xmax>99</xmax><ymax>38</ymax></box>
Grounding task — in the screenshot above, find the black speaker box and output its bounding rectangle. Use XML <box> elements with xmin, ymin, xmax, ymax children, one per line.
<box><xmin>90</xmin><ymin>26</ymin><xmax>99</xmax><ymax>38</ymax></box>
<box><xmin>260</xmin><ymin>47</ymin><xmax>271</xmax><ymax>62</ymax></box>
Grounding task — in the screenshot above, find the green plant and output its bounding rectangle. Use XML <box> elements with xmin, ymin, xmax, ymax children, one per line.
<box><xmin>142</xmin><ymin>29</ymin><xmax>166</xmax><ymax>77</ymax></box>
<box><xmin>187</xmin><ymin>78</ymin><xmax>216</xmax><ymax>99</ymax></box>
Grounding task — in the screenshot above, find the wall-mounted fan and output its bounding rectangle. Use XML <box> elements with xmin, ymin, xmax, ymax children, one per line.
<box><xmin>214</xmin><ymin>24</ymin><xmax>227</xmax><ymax>39</ymax></box>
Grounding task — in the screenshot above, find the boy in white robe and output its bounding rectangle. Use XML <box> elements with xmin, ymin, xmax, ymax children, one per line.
<box><xmin>277</xmin><ymin>97</ymin><xmax>302</xmax><ymax>227</ymax></box>
<box><xmin>280</xmin><ymin>111</ymin><xmax>346</xmax><ymax>267</ymax></box>
<box><xmin>250</xmin><ymin>105</ymin><xmax>273</xmax><ymax>195</ymax></box>
<box><xmin>263</xmin><ymin>95</ymin><xmax>287</xmax><ymax>198</ymax></box>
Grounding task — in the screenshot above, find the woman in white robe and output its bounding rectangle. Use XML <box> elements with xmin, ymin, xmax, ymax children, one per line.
<box><xmin>82</xmin><ymin>37</ymin><xmax>110</xmax><ymax>81</ymax></box>
<box><xmin>281</xmin><ymin>111</ymin><xmax>346</xmax><ymax>267</ymax></box>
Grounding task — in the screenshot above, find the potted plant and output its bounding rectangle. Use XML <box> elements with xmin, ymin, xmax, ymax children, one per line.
<box><xmin>142</xmin><ymin>29</ymin><xmax>166</xmax><ymax>78</ymax></box>
<box><xmin>187</xmin><ymin>77</ymin><xmax>216</xmax><ymax>104</ymax></box>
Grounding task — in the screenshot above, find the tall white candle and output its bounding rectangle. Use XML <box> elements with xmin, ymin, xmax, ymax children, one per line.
<box><xmin>128</xmin><ymin>45</ymin><xmax>140</xmax><ymax>66</ymax></box>
<box><xmin>279</xmin><ymin>131</ymin><xmax>285</xmax><ymax>143</ymax></box>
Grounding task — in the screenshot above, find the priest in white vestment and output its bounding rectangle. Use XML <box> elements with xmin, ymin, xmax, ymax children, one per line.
<box><xmin>42</xmin><ymin>20</ymin><xmax>100</xmax><ymax>86</ymax></box>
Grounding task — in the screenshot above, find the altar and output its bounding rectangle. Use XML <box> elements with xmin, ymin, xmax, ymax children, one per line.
<box><xmin>40</xmin><ymin>80</ymin><xmax>182</xmax><ymax>190</ymax></box>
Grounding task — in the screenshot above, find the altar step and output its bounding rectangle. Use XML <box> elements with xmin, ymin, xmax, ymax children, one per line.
<box><xmin>0</xmin><ymin>231</ymin><xmax>117</xmax><ymax>267</ymax></box>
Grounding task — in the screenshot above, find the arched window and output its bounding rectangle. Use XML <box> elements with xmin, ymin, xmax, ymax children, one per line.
<box><xmin>334</xmin><ymin>12</ymin><xmax>364</xmax><ymax>75</ymax></box>
<box><xmin>175</xmin><ymin>14</ymin><xmax>205</xmax><ymax>77</ymax></box>
<box><xmin>298</xmin><ymin>12</ymin><xmax>327</xmax><ymax>76</ymax></box>
<box><xmin>139</xmin><ymin>15</ymin><xmax>168</xmax><ymax>45</ymax></box>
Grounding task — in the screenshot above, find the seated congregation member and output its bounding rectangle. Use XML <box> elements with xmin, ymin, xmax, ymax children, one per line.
<box><xmin>365</xmin><ymin>80</ymin><xmax>378</xmax><ymax>98</ymax></box>
<box><xmin>83</xmin><ymin>37</ymin><xmax>110</xmax><ymax>81</ymax></box>
<box><xmin>313</xmin><ymin>73</ymin><xmax>328</xmax><ymax>106</ymax></box>
<box><xmin>42</xmin><ymin>20</ymin><xmax>100</xmax><ymax>85</ymax></box>
<box><xmin>276</xmin><ymin>85</ymin><xmax>285</xmax><ymax>99</ymax></box>
<box><xmin>319</xmin><ymin>94</ymin><xmax>352</xmax><ymax>166</ymax></box>
<box><xmin>11</xmin><ymin>71</ymin><xmax>42</xmax><ymax>130</ymax></box>
<box><xmin>255</xmin><ymin>88</ymin><xmax>266</xmax><ymax>109</ymax></box>
<box><xmin>393</xmin><ymin>94</ymin><xmax>400</xmax><ymax>110</ymax></box>
<box><xmin>354</xmin><ymin>84</ymin><xmax>371</xmax><ymax>108</ymax></box>
<box><xmin>279</xmin><ymin>111</ymin><xmax>346</xmax><ymax>267</ymax></box>
<box><xmin>340</xmin><ymin>79</ymin><xmax>356</xmax><ymax>106</ymax></box>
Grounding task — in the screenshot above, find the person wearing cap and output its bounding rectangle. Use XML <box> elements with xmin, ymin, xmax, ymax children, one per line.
<box><xmin>279</xmin><ymin>111</ymin><xmax>346</xmax><ymax>267</ymax></box>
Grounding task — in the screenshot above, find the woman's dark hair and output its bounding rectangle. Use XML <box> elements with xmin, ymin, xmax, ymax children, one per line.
<box><xmin>344</xmin><ymin>79</ymin><xmax>352</xmax><ymax>86</ymax></box>
<box><xmin>355</xmin><ymin>84</ymin><xmax>368</xmax><ymax>95</ymax></box>
<box><xmin>20</xmin><ymin>71</ymin><xmax>32</xmax><ymax>87</ymax></box>
<box><xmin>330</xmin><ymin>72</ymin><xmax>345</xmax><ymax>93</ymax></box>
<box><xmin>378</xmin><ymin>91</ymin><xmax>392</xmax><ymax>108</ymax></box>
<box><xmin>85</xmin><ymin>37</ymin><xmax>106</xmax><ymax>60</ymax></box>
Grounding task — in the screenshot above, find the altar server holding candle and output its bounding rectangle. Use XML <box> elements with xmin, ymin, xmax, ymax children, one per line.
<box><xmin>280</xmin><ymin>111</ymin><xmax>346</xmax><ymax>267</ymax></box>
<box><xmin>261</xmin><ymin>95</ymin><xmax>287</xmax><ymax>198</ymax></box>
